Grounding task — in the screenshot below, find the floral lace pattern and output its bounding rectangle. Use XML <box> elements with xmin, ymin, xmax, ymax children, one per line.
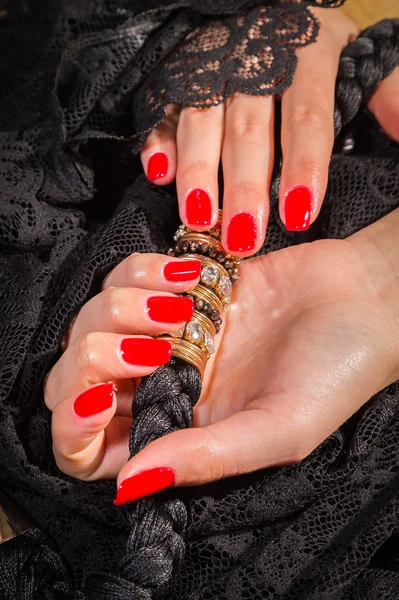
<box><xmin>134</xmin><ymin>3</ymin><xmax>321</xmax><ymax>129</ymax></box>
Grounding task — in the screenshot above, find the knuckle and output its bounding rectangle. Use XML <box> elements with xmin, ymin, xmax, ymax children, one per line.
<box><xmin>229</xmin><ymin>180</ymin><xmax>268</xmax><ymax>204</ymax></box>
<box><xmin>76</xmin><ymin>332</ymin><xmax>102</xmax><ymax>372</ymax></box>
<box><xmin>102</xmin><ymin>287</ymin><xmax>125</xmax><ymax>327</ymax></box>
<box><xmin>201</xmin><ymin>448</ymin><xmax>225</xmax><ymax>482</ymax></box>
<box><xmin>287</xmin><ymin>158</ymin><xmax>323</xmax><ymax>180</ymax></box>
<box><xmin>207</xmin><ymin>458</ymin><xmax>225</xmax><ymax>482</ymax></box>
<box><xmin>229</xmin><ymin>111</ymin><xmax>268</xmax><ymax>144</ymax></box>
<box><xmin>198</xmin><ymin>429</ymin><xmax>226</xmax><ymax>482</ymax></box>
<box><xmin>178</xmin><ymin>158</ymin><xmax>217</xmax><ymax>181</ymax></box>
<box><xmin>288</xmin><ymin>103</ymin><xmax>331</xmax><ymax>133</ymax></box>
<box><xmin>183</xmin><ymin>106</ymin><xmax>219</xmax><ymax>125</ymax></box>
<box><xmin>124</xmin><ymin>253</ymin><xmax>140</xmax><ymax>284</ymax></box>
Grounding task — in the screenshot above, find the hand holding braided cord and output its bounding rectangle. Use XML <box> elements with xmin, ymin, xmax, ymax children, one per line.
<box><xmin>82</xmin><ymin>361</ymin><xmax>201</xmax><ymax>599</ymax></box>
<box><xmin>123</xmin><ymin>18</ymin><xmax>399</xmax><ymax>599</ymax></box>
<box><xmin>0</xmin><ymin>14</ymin><xmax>399</xmax><ymax>600</ymax></box>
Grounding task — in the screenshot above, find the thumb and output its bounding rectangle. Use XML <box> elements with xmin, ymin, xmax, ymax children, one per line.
<box><xmin>114</xmin><ymin>408</ymin><xmax>301</xmax><ymax>506</ymax></box>
<box><xmin>367</xmin><ymin>67</ymin><xmax>399</xmax><ymax>143</ymax></box>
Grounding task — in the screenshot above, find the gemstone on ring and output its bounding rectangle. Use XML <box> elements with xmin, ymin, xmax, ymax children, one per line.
<box><xmin>201</xmin><ymin>265</ymin><xmax>219</xmax><ymax>286</ymax></box>
<box><xmin>186</xmin><ymin>321</ymin><xmax>204</xmax><ymax>343</ymax></box>
<box><xmin>203</xmin><ymin>331</ymin><xmax>215</xmax><ymax>354</ymax></box>
<box><xmin>219</xmin><ymin>275</ymin><xmax>232</xmax><ymax>297</ymax></box>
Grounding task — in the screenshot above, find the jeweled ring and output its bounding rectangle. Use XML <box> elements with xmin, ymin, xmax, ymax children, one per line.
<box><xmin>159</xmin><ymin>210</ymin><xmax>241</xmax><ymax>378</ymax></box>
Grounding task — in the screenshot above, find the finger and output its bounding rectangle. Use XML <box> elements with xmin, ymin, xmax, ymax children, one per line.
<box><xmin>103</xmin><ymin>253</ymin><xmax>201</xmax><ymax>292</ymax></box>
<box><xmin>113</xmin><ymin>408</ymin><xmax>300</xmax><ymax>506</ymax></box>
<box><xmin>44</xmin><ymin>334</ymin><xmax>172</xmax><ymax>411</ymax></box>
<box><xmin>221</xmin><ymin>93</ymin><xmax>274</xmax><ymax>257</ymax></box>
<box><xmin>367</xmin><ymin>67</ymin><xmax>399</xmax><ymax>143</ymax></box>
<box><xmin>68</xmin><ymin>290</ymin><xmax>194</xmax><ymax>345</ymax></box>
<box><xmin>176</xmin><ymin>104</ymin><xmax>224</xmax><ymax>231</ymax></box>
<box><xmin>51</xmin><ymin>383</ymin><xmax>131</xmax><ymax>480</ymax></box>
<box><xmin>279</xmin><ymin>39</ymin><xmax>339</xmax><ymax>231</ymax></box>
<box><xmin>141</xmin><ymin>104</ymin><xmax>180</xmax><ymax>185</ymax></box>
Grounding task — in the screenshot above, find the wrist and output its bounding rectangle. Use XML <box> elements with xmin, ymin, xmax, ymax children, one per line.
<box><xmin>348</xmin><ymin>208</ymin><xmax>399</xmax><ymax>381</ymax></box>
<box><xmin>349</xmin><ymin>207</ymin><xmax>399</xmax><ymax>288</ymax></box>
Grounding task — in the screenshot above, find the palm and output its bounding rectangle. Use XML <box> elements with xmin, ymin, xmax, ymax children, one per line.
<box><xmin>195</xmin><ymin>239</ymin><xmax>393</xmax><ymax>444</ymax></box>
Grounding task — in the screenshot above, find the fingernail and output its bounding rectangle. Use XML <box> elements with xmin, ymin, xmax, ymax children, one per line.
<box><xmin>284</xmin><ymin>186</ymin><xmax>312</xmax><ymax>231</ymax></box>
<box><xmin>227</xmin><ymin>212</ymin><xmax>257</xmax><ymax>252</ymax></box>
<box><xmin>164</xmin><ymin>260</ymin><xmax>201</xmax><ymax>282</ymax></box>
<box><xmin>74</xmin><ymin>383</ymin><xmax>114</xmax><ymax>418</ymax></box>
<box><xmin>147</xmin><ymin>296</ymin><xmax>194</xmax><ymax>323</ymax></box>
<box><xmin>147</xmin><ymin>152</ymin><xmax>168</xmax><ymax>181</ymax></box>
<box><xmin>186</xmin><ymin>189</ymin><xmax>212</xmax><ymax>227</ymax></box>
<box><xmin>114</xmin><ymin>468</ymin><xmax>175</xmax><ymax>506</ymax></box>
<box><xmin>120</xmin><ymin>338</ymin><xmax>172</xmax><ymax>366</ymax></box>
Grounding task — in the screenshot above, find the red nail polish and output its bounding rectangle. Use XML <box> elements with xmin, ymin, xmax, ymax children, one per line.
<box><xmin>227</xmin><ymin>212</ymin><xmax>257</xmax><ymax>252</ymax></box>
<box><xmin>114</xmin><ymin>468</ymin><xmax>175</xmax><ymax>506</ymax></box>
<box><xmin>147</xmin><ymin>296</ymin><xmax>194</xmax><ymax>323</ymax></box>
<box><xmin>186</xmin><ymin>189</ymin><xmax>212</xmax><ymax>227</ymax></box>
<box><xmin>284</xmin><ymin>186</ymin><xmax>312</xmax><ymax>231</ymax></box>
<box><xmin>120</xmin><ymin>338</ymin><xmax>172</xmax><ymax>366</ymax></box>
<box><xmin>74</xmin><ymin>383</ymin><xmax>114</xmax><ymax>418</ymax></box>
<box><xmin>163</xmin><ymin>260</ymin><xmax>201</xmax><ymax>282</ymax></box>
<box><xmin>147</xmin><ymin>153</ymin><xmax>168</xmax><ymax>181</ymax></box>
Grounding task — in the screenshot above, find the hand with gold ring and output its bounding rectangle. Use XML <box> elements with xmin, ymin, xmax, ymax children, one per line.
<box><xmin>140</xmin><ymin>8</ymin><xmax>399</xmax><ymax>256</ymax></box>
<box><xmin>111</xmin><ymin>207</ymin><xmax>399</xmax><ymax>505</ymax></box>
<box><xmin>46</xmin><ymin>207</ymin><xmax>399</xmax><ymax>505</ymax></box>
<box><xmin>44</xmin><ymin>253</ymin><xmax>201</xmax><ymax>480</ymax></box>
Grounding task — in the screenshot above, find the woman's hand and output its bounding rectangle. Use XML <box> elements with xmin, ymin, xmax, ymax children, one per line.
<box><xmin>140</xmin><ymin>8</ymin><xmax>360</xmax><ymax>254</ymax></box>
<box><xmin>140</xmin><ymin>9</ymin><xmax>399</xmax><ymax>257</ymax></box>
<box><xmin>113</xmin><ymin>208</ymin><xmax>399</xmax><ymax>505</ymax></box>
<box><xmin>46</xmin><ymin>209</ymin><xmax>399</xmax><ymax>503</ymax></box>
<box><xmin>44</xmin><ymin>254</ymin><xmax>202</xmax><ymax>479</ymax></box>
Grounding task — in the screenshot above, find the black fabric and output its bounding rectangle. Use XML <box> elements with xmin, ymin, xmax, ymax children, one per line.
<box><xmin>0</xmin><ymin>1</ymin><xmax>399</xmax><ymax>598</ymax></box>
<box><xmin>133</xmin><ymin>2</ymin><xmax>321</xmax><ymax>130</ymax></box>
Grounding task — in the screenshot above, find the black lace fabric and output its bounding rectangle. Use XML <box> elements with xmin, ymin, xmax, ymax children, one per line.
<box><xmin>133</xmin><ymin>0</ymin><xmax>347</xmax><ymax>129</ymax></box>
<box><xmin>134</xmin><ymin>3</ymin><xmax>319</xmax><ymax>129</ymax></box>
<box><xmin>0</xmin><ymin>0</ymin><xmax>399</xmax><ymax>599</ymax></box>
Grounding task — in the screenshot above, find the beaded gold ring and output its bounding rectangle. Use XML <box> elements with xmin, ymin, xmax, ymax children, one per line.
<box><xmin>159</xmin><ymin>210</ymin><xmax>241</xmax><ymax>378</ymax></box>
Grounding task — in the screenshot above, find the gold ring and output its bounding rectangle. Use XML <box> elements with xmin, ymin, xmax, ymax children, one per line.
<box><xmin>175</xmin><ymin>232</ymin><xmax>225</xmax><ymax>255</ymax></box>
<box><xmin>191</xmin><ymin>283</ymin><xmax>223</xmax><ymax>314</ymax></box>
<box><xmin>187</xmin><ymin>311</ymin><xmax>216</xmax><ymax>338</ymax></box>
<box><xmin>182</xmin><ymin>253</ymin><xmax>230</xmax><ymax>281</ymax></box>
<box><xmin>162</xmin><ymin>337</ymin><xmax>208</xmax><ymax>378</ymax></box>
<box><xmin>161</xmin><ymin>209</ymin><xmax>241</xmax><ymax>379</ymax></box>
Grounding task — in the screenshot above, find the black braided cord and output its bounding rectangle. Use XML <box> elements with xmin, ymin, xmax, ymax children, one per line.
<box><xmin>334</xmin><ymin>19</ymin><xmax>399</xmax><ymax>136</ymax></box>
<box><xmin>1</xmin><ymin>16</ymin><xmax>398</xmax><ymax>600</ymax></box>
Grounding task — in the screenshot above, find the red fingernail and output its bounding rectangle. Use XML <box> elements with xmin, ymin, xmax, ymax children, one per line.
<box><xmin>74</xmin><ymin>383</ymin><xmax>114</xmax><ymax>418</ymax></box>
<box><xmin>114</xmin><ymin>468</ymin><xmax>175</xmax><ymax>506</ymax></box>
<box><xmin>227</xmin><ymin>212</ymin><xmax>257</xmax><ymax>252</ymax></box>
<box><xmin>284</xmin><ymin>186</ymin><xmax>312</xmax><ymax>231</ymax></box>
<box><xmin>147</xmin><ymin>153</ymin><xmax>168</xmax><ymax>181</ymax></box>
<box><xmin>163</xmin><ymin>260</ymin><xmax>201</xmax><ymax>282</ymax></box>
<box><xmin>186</xmin><ymin>189</ymin><xmax>212</xmax><ymax>227</ymax></box>
<box><xmin>120</xmin><ymin>338</ymin><xmax>172</xmax><ymax>366</ymax></box>
<box><xmin>147</xmin><ymin>296</ymin><xmax>194</xmax><ymax>323</ymax></box>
